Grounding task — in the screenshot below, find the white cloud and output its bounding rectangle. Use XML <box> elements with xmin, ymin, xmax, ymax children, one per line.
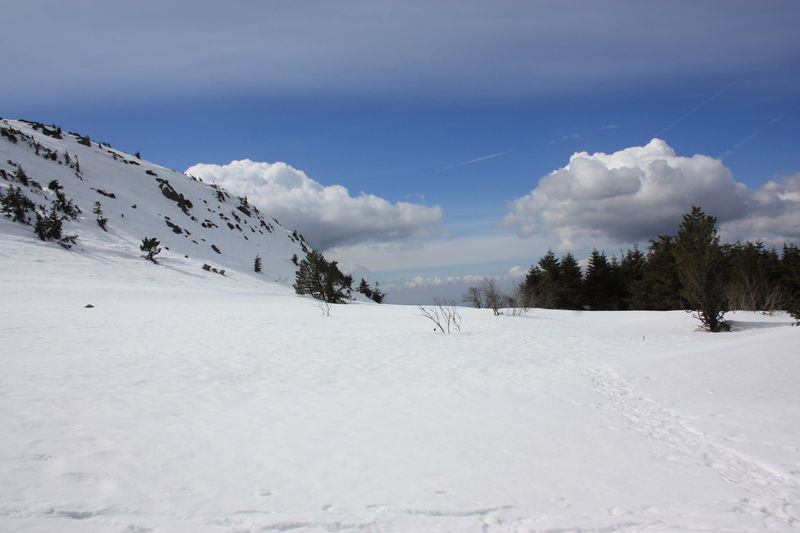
<box><xmin>502</xmin><ymin>139</ymin><xmax>800</xmax><ymax>248</ymax></box>
<box><xmin>327</xmin><ymin>234</ymin><xmax>554</xmax><ymax>272</ymax></box>
<box><xmin>186</xmin><ymin>159</ymin><xmax>442</xmax><ymax>249</ymax></box>
<box><xmin>400</xmin><ymin>266</ymin><xmax>525</xmax><ymax>289</ymax></box>
<box><xmin>719</xmin><ymin>173</ymin><xmax>800</xmax><ymax>246</ymax></box>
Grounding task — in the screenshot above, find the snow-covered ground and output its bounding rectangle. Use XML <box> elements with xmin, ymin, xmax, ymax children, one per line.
<box><xmin>2</xmin><ymin>231</ymin><xmax>799</xmax><ymax>533</ymax></box>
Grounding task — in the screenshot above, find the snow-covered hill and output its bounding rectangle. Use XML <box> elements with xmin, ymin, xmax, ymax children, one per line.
<box><xmin>0</xmin><ymin>118</ymin><xmax>309</xmax><ymax>285</ymax></box>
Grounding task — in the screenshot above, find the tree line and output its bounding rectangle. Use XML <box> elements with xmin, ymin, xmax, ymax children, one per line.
<box><xmin>472</xmin><ymin>207</ymin><xmax>799</xmax><ymax>331</ymax></box>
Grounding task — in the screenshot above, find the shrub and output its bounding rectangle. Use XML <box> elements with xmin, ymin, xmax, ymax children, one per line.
<box><xmin>140</xmin><ymin>237</ymin><xmax>161</xmax><ymax>263</ymax></box>
<box><xmin>354</xmin><ymin>278</ymin><xmax>386</xmax><ymax>303</ymax></box>
<box><xmin>93</xmin><ymin>201</ymin><xmax>108</xmax><ymax>231</ymax></box>
<box><xmin>418</xmin><ymin>298</ymin><xmax>462</xmax><ymax>333</ymax></box>
<box><xmin>0</xmin><ymin>185</ymin><xmax>36</xmax><ymax>224</ymax></box>
<box><xmin>34</xmin><ymin>207</ymin><xmax>63</xmax><ymax>241</ymax></box>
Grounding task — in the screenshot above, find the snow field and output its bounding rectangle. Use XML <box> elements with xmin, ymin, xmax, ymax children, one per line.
<box><xmin>1</xmin><ymin>236</ymin><xmax>800</xmax><ymax>532</ymax></box>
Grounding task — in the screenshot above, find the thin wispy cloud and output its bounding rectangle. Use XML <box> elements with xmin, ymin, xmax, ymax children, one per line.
<box><xmin>549</xmin><ymin>126</ymin><xmax>618</xmax><ymax>146</ymax></box>
<box><xmin>458</xmin><ymin>151</ymin><xmax>512</xmax><ymax>166</ymax></box>
<box><xmin>438</xmin><ymin>151</ymin><xmax>511</xmax><ymax>172</ymax></box>
<box><xmin>549</xmin><ymin>133</ymin><xmax>582</xmax><ymax>145</ymax></box>
<box><xmin>717</xmin><ymin>115</ymin><xmax>785</xmax><ymax>160</ymax></box>
<box><xmin>653</xmin><ymin>83</ymin><xmax>733</xmax><ymax>138</ymax></box>
<box><xmin>718</xmin><ymin>133</ymin><xmax>758</xmax><ymax>160</ymax></box>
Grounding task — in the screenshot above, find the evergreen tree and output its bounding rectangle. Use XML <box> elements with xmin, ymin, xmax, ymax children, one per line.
<box><xmin>674</xmin><ymin>206</ymin><xmax>730</xmax><ymax>331</ymax></box>
<box><xmin>34</xmin><ymin>206</ymin><xmax>63</xmax><ymax>241</ymax></box>
<box><xmin>0</xmin><ymin>185</ymin><xmax>36</xmax><ymax>224</ymax></box>
<box><xmin>727</xmin><ymin>241</ymin><xmax>783</xmax><ymax>311</ymax></box>
<box><xmin>293</xmin><ymin>250</ymin><xmax>353</xmax><ymax>303</ymax></box>
<box><xmin>140</xmin><ymin>237</ymin><xmax>162</xmax><ymax>263</ymax></box>
<box><xmin>370</xmin><ymin>282</ymin><xmax>386</xmax><ymax>304</ymax></box>
<box><xmin>629</xmin><ymin>236</ymin><xmax>682</xmax><ymax>310</ymax></box>
<box><xmin>357</xmin><ymin>278</ymin><xmax>373</xmax><ymax>299</ymax></box>
<box><xmin>557</xmin><ymin>253</ymin><xmax>583</xmax><ymax>309</ymax></box>
<box><xmin>583</xmin><ymin>249</ymin><xmax>621</xmax><ymax>310</ymax></box>
<box><xmin>93</xmin><ymin>201</ymin><xmax>108</xmax><ymax>231</ymax></box>
<box><xmin>254</xmin><ymin>255</ymin><xmax>262</xmax><ymax>273</ymax></box>
<box><xmin>619</xmin><ymin>245</ymin><xmax>646</xmax><ymax>310</ymax></box>
<box><xmin>522</xmin><ymin>250</ymin><xmax>560</xmax><ymax>308</ymax></box>
<box><xmin>780</xmin><ymin>244</ymin><xmax>800</xmax><ymax>323</ymax></box>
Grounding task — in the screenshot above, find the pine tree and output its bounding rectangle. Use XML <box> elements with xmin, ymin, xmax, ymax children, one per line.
<box><xmin>370</xmin><ymin>282</ymin><xmax>386</xmax><ymax>304</ymax></box>
<box><xmin>583</xmin><ymin>249</ymin><xmax>620</xmax><ymax>310</ymax></box>
<box><xmin>727</xmin><ymin>241</ymin><xmax>783</xmax><ymax>311</ymax></box>
<box><xmin>254</xmin><ymin>255</ymin><xmax>262</xmax><ymax>273</ymax></box>
<box><xmin>140</xmin><ymin>237</ymin><xmax>162</xmax><ymax>263</ymax></box>
<box><xmin>629</xmin><ymin>236</ymin><xmax>682</xmax><ymax>310</ymax></box>
<box><xmin>0</xmin><ymin>185</ymin><xmax>36</xmax><ymax>224</ymax></box>
<box><xmin>34</xmin><ymin>206</ymin><xmax>63</xmax><ymax>241</ymax></box>
<box><xmin>293</xmin><ymin>250</ymin><xmax>353</xmax><ymax>303</ymax></box>
<box><xmin>557</xmin><ymin>253</ymin><xmax>583</xmax><ymax>309</ymax></box>
<box><xmin>93</xmin><ymin>201</ymin><xmax>108</xmax><ymax>231</ymax></box>
<box><xmin>619</xmin><ymin>245</ymin><xmax>646</xmax><ymax>310</ymax></box>
<box><xmin>674</xmin><ymin>206</ymin><xmax>730</xmax><ymax>331</ymax></box>
<box><xmin>780</xmin><ymin>244</ymin><xmax>800</xmax><ymax>323</ymax></box>
<box><xmin>522</xmin><ymin>250</ymin><xmax>560</xmax><ymax>308</ymax></box>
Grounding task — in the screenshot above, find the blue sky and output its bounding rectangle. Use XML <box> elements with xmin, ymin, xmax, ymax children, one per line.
<box><xmin>3</xmin><ymin>1</ymin><xmax>799</xmax><ymax>303</ymax></box>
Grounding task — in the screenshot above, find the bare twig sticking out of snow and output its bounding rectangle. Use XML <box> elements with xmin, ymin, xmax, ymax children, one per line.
<box><xmin>418</xmin><ymin>298</ymin><xmax>461</xmax><ymax>333</ymax></box>
<box><xmin>316</xmin><ymin>300</ymin><xmax>331</xmax><ymax>317</ymax></box>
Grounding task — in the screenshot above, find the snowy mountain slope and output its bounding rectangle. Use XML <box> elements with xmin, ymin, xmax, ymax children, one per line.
<box><xmin>1</xmin><ymin>237</ymin><xmax>798</xmax><ymax>533</ymax></box>
<box><xmin>0</xmin><ymin>118</ymin><xmax>309</xmax><ymax>284</ymax></box>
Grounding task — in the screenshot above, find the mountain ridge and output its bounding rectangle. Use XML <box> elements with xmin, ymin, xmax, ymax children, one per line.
<box><xmin>0</xmin><ymin>117</ymin><xmax>310</xmax><ymax>287</ymax></box>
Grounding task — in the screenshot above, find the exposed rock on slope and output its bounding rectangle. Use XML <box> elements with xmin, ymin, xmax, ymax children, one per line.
<box><xmin>0</xmin><ymin>118</ymin><xmax>309</xmax><ymax>283</ymax></box>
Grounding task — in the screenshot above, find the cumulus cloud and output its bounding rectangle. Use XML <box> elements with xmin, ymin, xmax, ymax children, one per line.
<box><xmin>503</xmin><ymin>139</ymin><xmax>799</xmax><ymax>248</ymax></box>
<box><xmin>186</xmin><ymin>159</ymin><xmax>443</xmax><ymax>249</ymax></box>
<box><xmin>719</xmin><ymin>173</ymin><xmax>800</xmax><ymax>246</ymax></box>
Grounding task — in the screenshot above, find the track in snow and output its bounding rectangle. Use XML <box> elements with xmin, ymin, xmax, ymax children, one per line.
<box><xmin>581</xmin><ymin>363</ymin><xmax>800</xmax><ymax>530</ymax></box>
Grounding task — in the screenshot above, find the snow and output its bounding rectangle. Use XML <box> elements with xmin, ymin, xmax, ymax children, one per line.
<box><xmin>2</xmin><ymin>119</ymin><xmax>800</xmax><ymax>532</ymax></box>
<box><xmin>1</xmin><ymin>232</ymin><xmax>799</xmax><ymax>532</ymax></box>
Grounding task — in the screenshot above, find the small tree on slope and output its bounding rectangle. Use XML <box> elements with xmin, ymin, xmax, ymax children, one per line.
<box><xmin>140</xmin><ymin>237</ymin><xmax>162</xmax><ymax>263</ymax></box>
